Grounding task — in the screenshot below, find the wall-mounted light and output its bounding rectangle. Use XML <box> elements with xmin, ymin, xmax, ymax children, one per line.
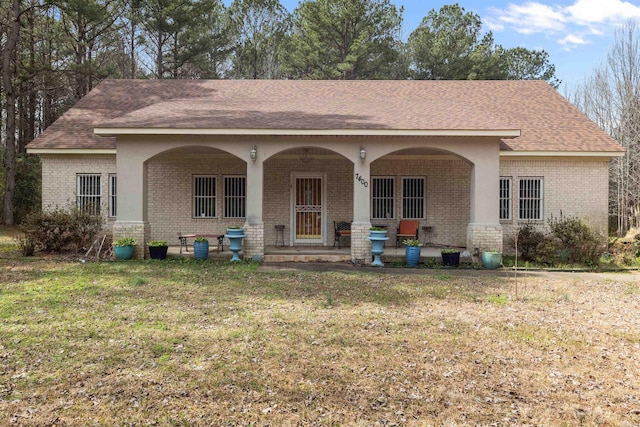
<box><xmin>250</xmin><ymin>145</ymin><xmax>257</xmax><ymax>162</ymax></box>
<box><xmin>359</xmin><ymin>146</ymin><xmax>366</xmax><ymax>162</ymax></box>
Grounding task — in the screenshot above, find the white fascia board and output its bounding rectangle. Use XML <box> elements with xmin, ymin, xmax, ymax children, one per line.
<box><xmin>27</xmin><ymin>148</ymin><xmax>117</xmax><ymax>155</ymax></box>
<box><xmin>500</xmin><ymin>150</ymin><xmax>625</xmax><ymax>158</ymax></box>
<box><xmin>94</xmin><ymin>127</ymin><xmax>521</xmax><ymax>138</ymax></box>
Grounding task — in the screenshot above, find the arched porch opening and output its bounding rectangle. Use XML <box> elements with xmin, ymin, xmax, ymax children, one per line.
<box><xmin>370</xmin><ymin>147</ymin><xmax>472</xmax><ymax>248</ymax></box>
<box><xmin>145</xmin><ymin>145</ymin><xmax>247</xmax><ymax>244</ymax></box>
<box><xmin>263</xmin><ymin>146</ymin><xmax>352</xmax><ymax>249</ymax></box>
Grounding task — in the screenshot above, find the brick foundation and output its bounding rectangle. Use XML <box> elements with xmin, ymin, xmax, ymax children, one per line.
<box><xmin>243</xmin><ymin>222</ymin><xmax>264</xmax><ymax>260</ymax></box>
<box><xmin>350</xmin><ymin>222</ymin><xmax>372</xmax><ymax>265</ymax></box>
<box><xmin>113</xmin><ymin>221</ymin><xmax>150</xmax><ymax>259</ymax></box>
<box><xmin>466</xmin><ymin>223</ymin><xmax>503</xmax><ymax>257</ymax></box>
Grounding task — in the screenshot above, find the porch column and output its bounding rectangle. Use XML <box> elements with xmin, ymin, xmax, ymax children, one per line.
<box><xmin>244</xmin><ymin>156</ymin><xmax>264</xmax><ymax>260</ymax></box>
<box><xmin>467</xmin><ymin>154</ymin><xmax>503</xmax><ymax>254</ymax></box>
<box><xmin>352</xmin><ymin>159</ymin><xmax>372</xmax><ymax>265</ymax></box>
<box><xmin>113</xmin><ymin>149</ymin><xmax>149</xmax><ymax>259</ymax></box>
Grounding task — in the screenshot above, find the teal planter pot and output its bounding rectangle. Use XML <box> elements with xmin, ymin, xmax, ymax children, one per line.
<box><xmin>367</xmin><ymin>230</ymin><xmax>388</xmax><ymax>267</ymax></box>
<box><xmin>114</xmin><ymin>245</ymin><xmax>134</xmax><ymax>260</ymax></box>
<box><xmin>226</xmin><ymin>228</ymin><xmax>245</xmax><ymax>237</ymax></box>
<box><xmin>193</xmin><ymin>241</ymin><xmax>209</xmax><ymax>260</ymax></box>
<box><xmin>225</xmin><ymin>230</ymin><xmax>247</xmax><ymax>262</ymax></box>
<box><xmin>405</xmin><ymin>245</ymin><xmax>421</xmax><ymax>267</ymax></box>
<box><xmin>482</xmin><ymin>251</ymin><xmax>503</xmax><ymax>269</ymax></box>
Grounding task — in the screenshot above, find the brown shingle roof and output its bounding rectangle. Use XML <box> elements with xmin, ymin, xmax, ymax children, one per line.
<box><xmin>27</xmin><ymin>79</ymin><xmax>623</xmax><ymax>153</ymax></box>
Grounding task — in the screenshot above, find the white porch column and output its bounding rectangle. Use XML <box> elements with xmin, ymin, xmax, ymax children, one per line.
<box><xmin>113</xmin><ymin>145</ymin><xmax>149</xmax><ymax>259</ymax></box>
<box><xmin>352</xmin><ymin>158</ymin><xmax>372</xmax><ymax>264</ymax></box>
<box><xmin>244</xmin><ymin>154</ymin><xmax>264</xmax><ymax>260</ymax></box>
<box><xmin>467</xmin><ymin>152</ymin><xmax>503</xmax><ymax>253</ymax></box>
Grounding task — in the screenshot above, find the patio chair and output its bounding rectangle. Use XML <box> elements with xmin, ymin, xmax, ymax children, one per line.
<box><xmin>334</xmin><ymin>221</ymin><xmax>351</xmax><ymax>249</ymax></box>
<box><xmin>396</xmin><ymin>220</ymin><xmax>419</xmax><ymax>247</ymax></box>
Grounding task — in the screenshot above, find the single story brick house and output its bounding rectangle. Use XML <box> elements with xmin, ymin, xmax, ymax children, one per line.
<box><xmin>26</xmin><ymin>79</ymin><xmax>624</xmax><ymax>262</ymax></box>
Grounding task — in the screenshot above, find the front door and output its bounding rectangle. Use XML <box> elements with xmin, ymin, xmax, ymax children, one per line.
<box><xmin>293</xmin><ymin>174</ymin><xmax>323</xmax><ymax>244</ymax></box>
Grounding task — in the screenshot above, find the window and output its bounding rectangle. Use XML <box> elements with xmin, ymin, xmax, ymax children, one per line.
<box><xmin>402</xmin><ymin>177</ymin><xmax>425</xmax><ymax>219</ymax></box>
<box><xmin>372</xmin><ymin>177</ymin><xmax>394</xmax><ymax>219</ymax></box>
<box><xmin>519</xmin><ymin>178</ymin><xmax>543</xmax><ymax>220</ymax></box>
<box><xmin>224</xmin><ymin>176</ymin><xmax>246</xmax><ymax>218</ymax></box>
<box><xmin>109</xmin><ymin>174</ymin><xmax>117</xmax><ymax>217</ymax></box>
<box><xmin>77</xmin><ymin>174</ymin><xmax>101</xmax><ymax>215</ymax></box>
<box><xmin>499</xmin><ymin>177</ymin><xmax>511</xmax><ymax>220</ymax></box>
<box><xmin>193</xmin><ymin>175</ymin><xmax>216</xmax><ymax>218</ymax></box>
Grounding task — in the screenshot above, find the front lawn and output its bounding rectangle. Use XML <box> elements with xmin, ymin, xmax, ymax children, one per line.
<box><xmin>1</xmin><ymin>252</ymin><xmax>639</xmax><ymax>425</ymax></box>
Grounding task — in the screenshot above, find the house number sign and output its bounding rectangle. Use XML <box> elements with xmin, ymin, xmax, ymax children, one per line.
<box><xmin>355</xmin><ymin>173</ymin><xmax>369</xmax><ymax>188</ymax></box>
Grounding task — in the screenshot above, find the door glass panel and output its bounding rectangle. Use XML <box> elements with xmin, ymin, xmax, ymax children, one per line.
<box><xmin>295</xmin><ymin>177</ymin><xmax>322</xmax><ymax>240</ymax></box>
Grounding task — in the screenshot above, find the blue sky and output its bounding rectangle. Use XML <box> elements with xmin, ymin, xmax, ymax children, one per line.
<box><xmin>274</xmin><ymin>0</ymin><xmax>640</xmax><ymax>89</ymax></box>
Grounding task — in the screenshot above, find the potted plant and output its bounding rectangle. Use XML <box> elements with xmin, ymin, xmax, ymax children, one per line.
<box><xmin>225</xmin><ymin>226</ymin><xmax>246</xmax><ymax>262</ymax></box>
<box><xmin>193</xmin><ymin>236</ymin><xmax>209</xmax><ymax>261</ymax></box>
<box><xmin>114</xmin><ymin>237</ymin><xmax>135</xmax><ymax>260</ymax></box>
<box><xmin>368</xmin><ymin>227</ymin><xmax>389</xmax><ymax>267</ymax></box>
<box><xmin>441</xmin><ymin>248</ymin><xmax>460</xmax><ymax>267</ymax></box>
<box><xmin>403</xmin><ymin>239</ymin><xmax>422</xmax><ymax>267</ymax></box>
<box><xmin>148</xmin><ymin>240</ymin><xmax>168</xmax><ymax>260</ymax></box>
<box><xmin>482</xmin><ymin>250</ymin><xmax>503</xmax><ymax>269</ymax></box>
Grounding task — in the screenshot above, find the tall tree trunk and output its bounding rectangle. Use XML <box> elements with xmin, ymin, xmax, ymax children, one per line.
<box><xmin>2</xmin><ymin>0</ymin><xmax>21</xmax><ymax>225</ymax></box>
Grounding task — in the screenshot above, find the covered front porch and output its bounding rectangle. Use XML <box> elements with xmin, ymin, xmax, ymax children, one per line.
<box><xmin>110</xmin><ymin>134</ymin><xmax>509</xmax><ymax>263</ymax></box>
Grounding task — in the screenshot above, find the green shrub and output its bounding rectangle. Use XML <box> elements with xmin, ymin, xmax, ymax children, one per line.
<box><xmin>20</xmin><ymin>205</ymin><xmax>103</xmax><ymax>253</ymax></box>
<box><xmin>148</xmin><ymin>240</ymin><xmax>168</xmax><ymax>247</ymax></box>
<box><xmin>548</xmin><ymin>214</ymin><xmax>602</xmax><ymax>266</ymax></box>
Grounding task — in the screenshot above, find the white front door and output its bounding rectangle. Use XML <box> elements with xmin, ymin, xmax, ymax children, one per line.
<box><xmin>292</xmin><ymin>174</ymin><xmax>324</xmax><ymax>244</ymax></box>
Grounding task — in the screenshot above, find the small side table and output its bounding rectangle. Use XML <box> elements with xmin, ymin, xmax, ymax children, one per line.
<box><xmin>275</xmin><ymin>225</ymin><xmax>285</xmax><ymax>247</ymax></box>
<box><xmin>422</xmin><ymin>225</ymin><xmax>433</xmax><ymax>246</ymax></box>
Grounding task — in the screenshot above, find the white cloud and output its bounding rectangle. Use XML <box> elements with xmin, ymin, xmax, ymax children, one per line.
<box><xmin>490</xmin><ymin>2</ymin><xmax>567</xmax><ymax>34</ymax></box>
<box><xmin>488</xmin><ymin>0</ymin><xmax>640</xmax><ymax>49</ymax></box>
<box><xmin>558</xmin><ymin>33</ymin><xmax>588</xmax><ymax>46</ymax></box>
<box><xmin>566</xmin><ymin>0</ymin><xmax>640</xmax><ymax>24</ymax></box>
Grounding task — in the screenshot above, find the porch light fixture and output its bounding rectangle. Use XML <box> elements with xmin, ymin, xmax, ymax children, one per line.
<box><xmin>250</xmin><ymin>145</ymin><xmax>257</xmax><ymax>162</ymax></box>
<box><xmin>300</xmin><ymin>148</ymin><xmax>313</xmax><ymax>164</ymax></box>
<box><xmin>359</xmin><ymin>146</ymin><xmax>366</xmax><ymax>162</ymax></box>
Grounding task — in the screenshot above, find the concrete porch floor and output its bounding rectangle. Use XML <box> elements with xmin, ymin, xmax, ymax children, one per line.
<box><xmin>167</xmin><ymin>244</ymin><xmax>467</xmax><ymax>263</ymax></box>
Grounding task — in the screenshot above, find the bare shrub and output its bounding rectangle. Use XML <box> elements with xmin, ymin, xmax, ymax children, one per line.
<box><xmin>517</xmin><ymin>223</ymin><xmax>547</xmax><ymax>261</ymax></box>
<box><xmin>20</xmin><ymin>205</ymin><xmax>103</xmax><ymax>253</ymax></box>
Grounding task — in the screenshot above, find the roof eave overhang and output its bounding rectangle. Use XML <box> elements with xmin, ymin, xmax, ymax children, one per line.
<box><xmin>93</xmin><ymin>127</ymin><xmax>522</xmax><ymax>138</ymax></box>
<box><xmin>27</xmin><ymin>148</ymin><xmax>117</xmax><ymax>155</ymax></box>
<box><xmin>500</xmin><ymin>150</ymin><xmax>625</xmax><ymax>158</ymax></box>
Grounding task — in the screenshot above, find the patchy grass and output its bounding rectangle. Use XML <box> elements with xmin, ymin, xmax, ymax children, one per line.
<box><xmin>0</xmin><ymin>253</ymin><xmax>640</xmax><ymax>425</ymax></box>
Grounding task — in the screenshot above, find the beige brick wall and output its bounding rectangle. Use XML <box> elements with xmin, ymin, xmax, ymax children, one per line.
<box><xmin>147</xmin><ymin>154</ymin><xmax>247</xmax><ymax>243</ymax></box>
<box><xmin>40</xmin><ymin>154</ymin><xmax>611</xmax><ymax>255</ymax></box>
<box><xmin>499</xmin><ymin>158</ymin><xmax>609</xmax><ymax>251</ymax></box>
<box><xmin>371</xmin><ymin>158</ymin><xmax>471</xmax><ymax>247</ymax></box>
<box><xmin>40</xmin><ymin>154</ymin><xmax>117</xmax><ymax>228</ymax></box>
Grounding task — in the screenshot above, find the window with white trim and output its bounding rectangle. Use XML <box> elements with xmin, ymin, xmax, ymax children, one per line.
<box><xmin>518</xmin><ymin>178</ymin><xmax>543</xmax><ymax>220</ymax></box>
<box><xmin>224</xmin><ymin>176</ymin><xmax>246</xmax><ymax>218</ymax></box>
<box><xmin>77</xmin><ymin>174</ymin><xmax>101</xmax><ymax>215</ymax></box>
<box><xmin>109</xmin><ymin>174</ymin><xmax>117</xmax><ymax>217</ymax></box>
<box><xmin>499</xmin><ymin>177</ymin><xmax>511</xmax><ymax>220</ymax></box>
<box><xmin>402</xmin><ymin>177</ymin><xmax>425</xmax><ymax>219</ymax></box>
<box><xmin>193</xmin><ymin>175</ymin><xmax>216</xmax><ymax>218</ymax></box>
<box><xmin>372</xmin><ymin>177</ymin><xmax>395</xmax><ymax>219</ymax></box>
